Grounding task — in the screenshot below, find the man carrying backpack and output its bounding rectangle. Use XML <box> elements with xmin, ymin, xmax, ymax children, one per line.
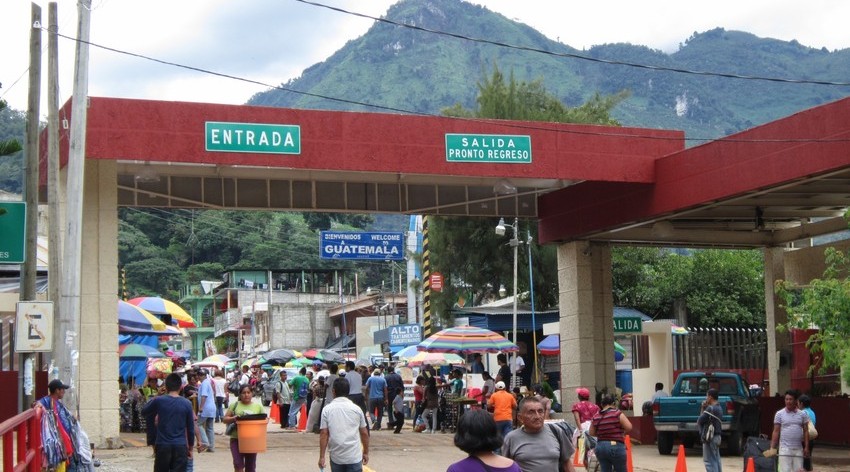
<box><xmin>288</xmin><ymin>367</ymin><xmax>310</xmax><ymax>429</ymax></box>
<box><xmin>698</xmin><ymin>388</ymin><xmax>722</xmax><ymax>472</ymax></box>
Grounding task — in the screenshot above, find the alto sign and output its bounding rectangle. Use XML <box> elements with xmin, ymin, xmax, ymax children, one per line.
<box><xmin>205</xmin><ymin>121</ymin><xmax>301</xmax><ymax>154</ymax></box>
<box><xmin>389</xmin><ymin>324</ymin><xmax>421</xmax><ymax>346</ymax></box>
<box><xmin>445</xmin><ymin>134</ymin><xmax>532</xmax><ymax>163</ymax></box>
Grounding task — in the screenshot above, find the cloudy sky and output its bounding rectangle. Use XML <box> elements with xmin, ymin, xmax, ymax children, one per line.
<box><xmin>2</xmin><ymin>0</ymin><xmax>849</xmax><ymax>113</ymax></box>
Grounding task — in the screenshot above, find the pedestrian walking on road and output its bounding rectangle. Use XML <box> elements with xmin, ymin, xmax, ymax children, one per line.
<box><xmin>770</xmin><ymin>389</ymin><xmax>810</xmax><ymax>472</ymax></box>
<box><xmin>589</xmin><ymin>394</ymin><xmax>632</xmax><ymax>472</ymax></box>
<box><xmin>224</xmin><ymin>385</ymin><xmax>265</xmax><ymax>472</ymax></box>
<box><xmin>197</xmin><ymin>369</ymin><xmax>216</xmax><ymax>452</ymax></box>
<box><xmin>274</xmin><ymin>371</ymin><xmax>292</xmax><ymax>429</ymax></box>
<box><xmin>141</xmin><ymin>373</ymin><xmax>196</xmax><ymax>472</ymax></box>
<box><xmin>503</xmin><ymin>396</ymin><xmax>576</xmax><ymax>472</ymax></box>
<box><xmin>319</xmin><ymin>377</ymin><xmax>370</xmax><ymax>472</ymax></box>
<box><xmin>698</xmin><ymin>388</ymin><xmax>722</xmax><ymax>472</ymax></box>
<box><xmin>365</xmin><ymin>369</ymin><xmax>388</xmax><ymax>430</ymax></box>
<box><xmin>392</xmin><ymin>387</ymin><xmax>405</xmax><ymax>434</ymax></box>
<box><xmin>487</xmin><ymin>381</ymin><xmax>516</xmax><ymax>442</ymax></box>
<box><xmin>446</xmin><ymin>409</ymin><xmax>520</xmax><ymax>472</ymax></box>
<box><xmin>288</xmin><ymin>368</ymin><xmax>310</xmax><ymax>429</ymax></box>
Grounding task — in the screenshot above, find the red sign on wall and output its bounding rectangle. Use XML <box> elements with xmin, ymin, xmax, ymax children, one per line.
<box><xmin>430</xmin><ymin>272</ymin><xmax>443</xmax><ymax>292</ymax></box>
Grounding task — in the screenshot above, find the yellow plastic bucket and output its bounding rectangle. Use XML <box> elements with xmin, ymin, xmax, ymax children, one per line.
<box><xmin>236</xmin><ymin>419</ymin><xmax>269</xmax><ymax>453</ymax></box>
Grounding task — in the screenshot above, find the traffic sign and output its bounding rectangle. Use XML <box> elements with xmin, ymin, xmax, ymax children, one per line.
<box><xmin>445</xmin><ymin>133</ymin><xmax>531</xmax><ymax>163</ymax></box>
<box><xmin>430</xmin><ymin>272</ymin><xmax>443</xmax><ymax>292</ymax></box>
<box><xmin>205</xmin><ymin>121</ymin><xmax>301</xmax><ymax>154</ymax></box>
<box><xmin>0</xmin><ymin>201</ymin><xmax>26</xmax><ymax>264</ymax></box>
<box><xmin>613</xmin><ymin>316</ymin><xmax>643</xmax><ymax>333</ymax></box>
<box><xmin>320</xmin><ymin>231</ymin><xmax>405</xmax><ymax>261</ymax></box>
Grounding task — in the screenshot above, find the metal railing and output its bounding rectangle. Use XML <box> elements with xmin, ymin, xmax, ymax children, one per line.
<box><xmin>0</xmin><ymin>407</ymin><xmax>42</xmax><ymax>472</ymax></box>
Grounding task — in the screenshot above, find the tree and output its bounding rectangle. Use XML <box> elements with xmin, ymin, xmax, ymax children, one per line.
<box><xmin>0</xmin><ymin>99</ymin><xmax>23</xmax><ymax>157</ymax></box>
<box><xmin>777</xmin><ymin>237</ymin><xmax>850</xmax><ymax>383</ymax></box>
<box><xmin>431</xmin><ymin>66</ymin><xmax>627</xmax><ymax>320</ymax></box>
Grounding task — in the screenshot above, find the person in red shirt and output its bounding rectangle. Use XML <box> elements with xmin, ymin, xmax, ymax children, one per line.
<box><xmin>589</xmin><ymin>394</ymin><xmax>632</xmax><ymax>472</ymax></box>
<box><xmin>571</xmin><ymin>387</ymin><xmax>600</xmax><ymax>433</ymax></box>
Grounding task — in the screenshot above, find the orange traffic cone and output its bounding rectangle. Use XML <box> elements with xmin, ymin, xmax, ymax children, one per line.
<box><xmin>674</xmin><ymin>444</ymin><xmax>688</xmax><ymax>472</ymax></box>
<box><xmin>297</xmin><ymin>403</ymin><xmax>308</xmax><ymax>431</ymax></box>
<box><xmin>624</xmin><ymin>434</ymin><xmax>633</xmax><ymax>472</ymax></box>
<box><xmin>269</xmin><ymin>403</ymin><xmax>280</xmax><ymax>424</ymax></box>
<box><xmin>745</xmin><ymin>457</ymin><xmax>755</xmax><ymax>472</ymax></box>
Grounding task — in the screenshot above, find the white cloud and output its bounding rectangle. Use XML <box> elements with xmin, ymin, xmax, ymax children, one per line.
<box><xmin>1</xmin><ymin>0</ymin><xmax>847</xmax><ymax>114</ymax></box>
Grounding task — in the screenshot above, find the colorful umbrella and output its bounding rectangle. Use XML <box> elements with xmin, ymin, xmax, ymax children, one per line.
<box><xmin>614</xmin><ymin>341</ymin><xmax>627</xmax><ymax>362</ymax></box>
<box><xmin>127</xmin><ymin>296</ymin><xmax>196</xmax><ymax>328</ymax></box>
<box><xmin>671</xmin><ymin>324</ymin><xmax>689</xmax><ymax>335</ymax></box>
<box><xmin>417</xmin><ymin>326</ymin><xmax>518</xmax><ymax>354</ymax></box>
<box><xmin>302</xmin><ymin>348</ymin><xmax>345</xmax><ymax>364</ymax></box>
<box><xmin>195</xmin><ymin>354</ymin><xmax>231</xmax><ymax>368</ymax></box>
<box><xmin>118</xmin><ymin>300</ymin><xmax>166</xmax><ymax>332</ymax></box>
<box><xmin>260</xmin><ymin>348</ymin><xmax>301</xmax><ymax>365</ymax></box>
<box><xmin>393</xmin><ymin>345</ymin><xmax>420</xmax><ymax>359</ymax></box>
<box><xmin>536</xmin><ymin>335</ymin><xmax>628</xmax><ymax>361</ymax></box>
<box><xmin>119</xmin><ymin>343</ymin><xmax>166</xmax><ymax>359</ymax></box>
<box><xmin>242</xmin><ymin>357</ymin><xmax>260</xmax><ymax>368</ymax></box>
<box><xmin>286</xmin><ymin>357</ymin><xmax>314</xmax><ymax>368</ymax></box>
<box><xmin>403</xmin><ymin>351</ymin><xmax>465</xmax><ymax>367</ymax></box>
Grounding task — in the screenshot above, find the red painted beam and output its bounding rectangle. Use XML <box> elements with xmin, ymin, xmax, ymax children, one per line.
<box><xmin>39</xmin><ymin>97</ymin><xmax>683</xmax><ymax>185</ymax></box>
<box><xmin>538</xmin><ymin>97</ymin><xmax>850</xmax><ymax>243</ymax></box>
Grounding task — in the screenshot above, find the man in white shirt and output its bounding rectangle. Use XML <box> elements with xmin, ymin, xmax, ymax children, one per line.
<box><xmin>771</xmin><ymin>389</ymin><xmax>810</xmax><ymax>472</ymax></box>
<box><xmin>319</xmin><ymin>378</ymin><xmax>369</xmax><ymax>471</ymax></box>
<box><xmin>212</xmin><ymin>370</ymin><xmax>227</xmax><ymax>422</ymax></box>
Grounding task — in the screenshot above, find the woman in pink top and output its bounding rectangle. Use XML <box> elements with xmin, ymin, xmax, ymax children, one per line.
<box><xmin>572</xmin><ymin>387</ymin><xmax>600</xmax><ymax>432</ymax></box>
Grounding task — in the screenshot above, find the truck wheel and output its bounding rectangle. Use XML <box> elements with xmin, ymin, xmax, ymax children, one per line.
<box><xmin>657</xmin><ymin>432</ymin><xmax>674</xmax><ymax>455</ymax></box>
<box><xmin>726</xmin><ymin>431</ymin><xmax>744</xmax><ymax>456</ymax></box>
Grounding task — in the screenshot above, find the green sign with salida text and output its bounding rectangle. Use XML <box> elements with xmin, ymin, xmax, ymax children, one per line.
<box><xmin>205</xmin><ymin>121</ymin><xmax>301</xmax><ymax>154</ymax></box>
<box><xmin>445</xmin><ymin>134</ymin><xmax>531</xmax><ymax>163</ymax></box>
<box><xmin>0</xmin><ymin>202</ymin><xmax>26</xmax><ymax>264</ymax></box>
<box><xmin>613</xmin><ymin>316</ymin><xmax>643</xmax><ymax>333</ymax></box>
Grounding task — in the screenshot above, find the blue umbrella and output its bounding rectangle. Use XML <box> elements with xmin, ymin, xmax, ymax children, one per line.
<box><xmin>394</xmin><ymin>345</ymin><xmax>420</xmax><ymax>359</ymax></box>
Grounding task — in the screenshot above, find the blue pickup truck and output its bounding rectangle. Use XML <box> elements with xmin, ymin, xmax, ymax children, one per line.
<box><xmin>652</xmin><ymin>371</ymin><xmax>760</xmax><ymax>455</ymax></box>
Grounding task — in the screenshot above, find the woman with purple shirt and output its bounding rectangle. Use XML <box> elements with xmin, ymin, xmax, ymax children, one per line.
<box><xmin>446</xmin><ymin>409</ymin><xmax>521</xmax><ymax>472</ymax></box>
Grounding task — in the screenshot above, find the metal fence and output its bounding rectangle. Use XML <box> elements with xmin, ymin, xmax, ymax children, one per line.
<box><xmin>673</xmin><ymin>327</ymin><xmax>767</xmax><ymax>371</ymax></box>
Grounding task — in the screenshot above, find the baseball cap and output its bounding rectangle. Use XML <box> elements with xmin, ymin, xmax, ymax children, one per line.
<box><xmin>48</xmin><ymin>379</ymin><xmax>71</xmax><ymax>392</ymax></box>
<box><xmin>495</xmin><ymin>381</ymin><xmax>506</xmax><ymax>390</ymax></box>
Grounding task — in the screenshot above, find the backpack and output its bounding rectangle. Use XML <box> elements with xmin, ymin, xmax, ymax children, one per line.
<box><xmin>227</xmin><ymin>377</ymin><xmax>241</xmax><ymax>395</ymax></box>
<box><xmin>701</xmin><ymin>408</ymin><xmax>720</xmax><ymax>443</ymax></box>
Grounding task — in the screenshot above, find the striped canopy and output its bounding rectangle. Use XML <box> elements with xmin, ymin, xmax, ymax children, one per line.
<box><xmin>417</xmin><ymin>326</ymin><xmax>518</xmax><ymax>354</ymax></box>
<box><xmin>403</xmin><ymin>351</ymin><xmax>465</xmax><ymax>367</ymax></box>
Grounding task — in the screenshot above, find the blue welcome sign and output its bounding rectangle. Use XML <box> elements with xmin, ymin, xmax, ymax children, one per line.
<box><xmin>320</xmin><ymin>231</ymin><xmax>405</xmax><ymax>261</ymax></box>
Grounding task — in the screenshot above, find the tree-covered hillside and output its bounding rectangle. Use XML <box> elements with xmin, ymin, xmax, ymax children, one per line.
<box><xmin>249</xmin><ymin>0</ymin><xmax>850</xmax><ymax>140</ymax></box>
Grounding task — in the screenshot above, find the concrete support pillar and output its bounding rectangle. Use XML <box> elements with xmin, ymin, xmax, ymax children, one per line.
<box><xmin>78</xmin><ymin>159</ymin><xmax>120</xmax><ymax>448</ymax></box>
<box><xmin>764</xmin><ymin>247</ymin><xmax>790</xmax><ymax>396</ymax></box>
<box><xmin>557</xmin><ymin>241</ymin><xmax>614</xmax><ymax>416</ymax></box>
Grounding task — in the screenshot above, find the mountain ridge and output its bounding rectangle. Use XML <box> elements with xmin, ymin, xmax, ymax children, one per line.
<box><xmin>248</xmin><ymin>0</ymin><xmax>850</xmax><ymax>140</ymax></box>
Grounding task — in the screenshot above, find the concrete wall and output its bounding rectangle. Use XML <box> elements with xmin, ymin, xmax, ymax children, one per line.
<box><xmin>268</xmin><ymin>301</ymin><xmax>333</xmax><ymax>351</ymax></box>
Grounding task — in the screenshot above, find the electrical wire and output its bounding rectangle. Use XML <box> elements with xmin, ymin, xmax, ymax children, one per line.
<box><xmin>44</xmin><ymin>29</ymin><xmax>850</xmax><ymax>144</ymax></box>
<box><xmin>294</xmin><ymin>0</ymin><xmax>850</xmax><ymax>87</ymax></box>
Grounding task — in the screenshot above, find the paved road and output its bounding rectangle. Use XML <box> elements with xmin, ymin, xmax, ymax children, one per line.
<box><xmin>103</xmin><ymin>421</ymin><xmax>847</xmax><ymax>472</ymax></box>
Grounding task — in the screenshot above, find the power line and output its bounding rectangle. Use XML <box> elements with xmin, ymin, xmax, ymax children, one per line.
<box><xmin>44</xmin><ymin>29</ymin><xmax>850</xmax><ymax>145</ymax></box>
<box><xmin>294</xmin><ymin>0</ymin><xmax>850</xmax><ymax>88</ymax></box>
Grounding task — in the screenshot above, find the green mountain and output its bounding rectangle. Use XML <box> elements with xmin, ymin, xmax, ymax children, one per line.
<box><xmin>248</xmin><ymin>0</ymin><xmax>850</xmax><ymax>140</ymax></box>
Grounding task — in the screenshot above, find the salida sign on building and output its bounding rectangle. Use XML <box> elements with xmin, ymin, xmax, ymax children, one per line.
<box><xmin>613</xmin><ymin>316</ymin><xmax>643</xmax><ymax>333</ymax></box>
<box><xmin>320</xmin><ymin>231</ymin><xmax>404</xmax><ymax>261</ymax></box>
<box><xmin>445</xmin><ymin>134</ymin><xmax>532</xmax><ymax>163</ymax></box>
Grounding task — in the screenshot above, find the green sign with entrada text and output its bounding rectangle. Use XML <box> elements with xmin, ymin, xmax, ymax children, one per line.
<box><xmin>613</xmin><ymin>316</ymin><xmax>643</xmax><ymax>333</ymax></box>
<box><xmin>445</xmin><ymin>134</ymin><xmax>532</xmax><ymax>163</ymax></box>
<box><xmin>205</xmin><ymin>121</ymin><xmax>301</xmax><ymax>154</ymax></box>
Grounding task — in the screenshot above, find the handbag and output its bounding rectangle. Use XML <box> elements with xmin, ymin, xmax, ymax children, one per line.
<box><xmin>807</xmin><ymin>420</ymin><xmax>818</xmax><ymax>440</ymax></box>
<box><xmin>225</xmin><ymin>422</ymin><xmax>237</xmax><ymax>435</ymax></box>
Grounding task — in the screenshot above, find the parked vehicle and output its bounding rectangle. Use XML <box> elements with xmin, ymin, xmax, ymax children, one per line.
<box><xmin>652</xmin><ymin>371</ymin><xmax>760</xmax><ymax>455</ymax></box>
<box><xmin>261</xmin><ymin>368</ymin><xmax>299</xmax><ymax>406</ymax></box>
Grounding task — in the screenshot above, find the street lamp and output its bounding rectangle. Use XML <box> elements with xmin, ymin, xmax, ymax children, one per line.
<box><xmin>495</xmin><ymin>217</ymin><xmax>520</xmax><ymax>389</ymax></box>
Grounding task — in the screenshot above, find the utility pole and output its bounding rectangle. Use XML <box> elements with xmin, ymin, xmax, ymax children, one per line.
<box><xmin>57</xmin><ymin>0</ymin><xmax>91</xmax><ymax>417</ymax></box>
<box><xmin>19</xmin><ymin>2</ymin><xmax>42</xmax><ymax>413</ymax></box>
<box><xmin>47</xmin><ymin>1</ymin><xmax>63</xmax><ymax>376</ymax></box>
